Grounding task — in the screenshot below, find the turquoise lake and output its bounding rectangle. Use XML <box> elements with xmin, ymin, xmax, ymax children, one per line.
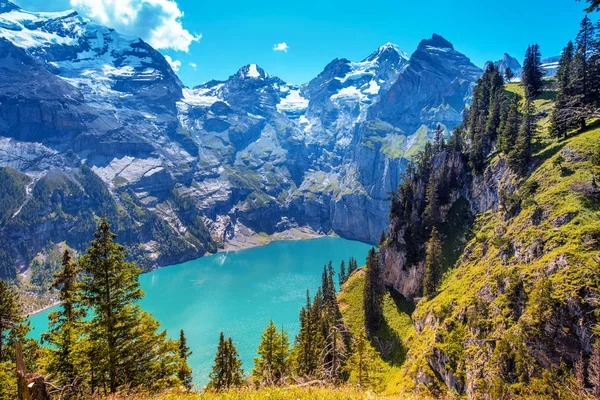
<box><xmin>27</xmin><ymin>237</ymin><xmax>371</xmax><ymax>387</ymax></box>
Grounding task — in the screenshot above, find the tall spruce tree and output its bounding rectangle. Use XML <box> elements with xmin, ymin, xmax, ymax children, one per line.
<box><xmin>508</xmin><ymin>100</ymin><xmax>535</xmax><ymax>175</ymax></box>
<box><xmin>208</xmin><ymin>332</ymin><xmax>244</xmax><ymax>390</ymax></box>
<box><xmin>550</xmin><ymin>42</ymin><xmax>578</xmax><ymax>138</ymax></box>
<box><xmin>498</xmin><ymin>94</ymin><xmax>522</xmax><ymax>153</ymax></box>
<box><xmin>78</xmin><ymin>219</ymin><xmax>179</xmax><ymax>394</ymax></box>
<box><xmin>177</xmin><ymin>329</ymin><xmax>193</xmax><ymax>391</ymax></box>
<box><xmin>294</xmin><ymin>290</ymin><xmax>324</xmax><ymax>377</ymax></box>
<box><xmin>42</xmin><ymin>250</ymin><xmax>84</xmax><ymax>392</ymax></box>
<box><xmin>253</xmin><ymin>320</ymin><xmax>279</xmax><ymax>385</ymax></box>
<box><xmin>505</xmin><ymin>67</ymin><xmax>514</xmax><ymax>82</ymax></box>
<box><xmin>423</xmin><ymin>228</ymin><xmax>443</xmax><ymax>297</ymax></box>
<box><xmin>347</xmin><ymin>257</ymin><xmax>358</xmax><ymax>277</ymax></box>
<box><xmin>363</xmin><ymin>248</ymin><xmax>384</xmax><ymax>332</ymax></box>
<box><xmin>0</xmin><ymin>280</ymin><xmax>21</xmax><ymax>363</ymax></box>
<box><xmin>522</xmin><ymin>44</ymin><xmax>544</xmax><ymax>100</ymax></box>
<box><xmin>339</xmin><ymin>260</ymin><xmax>347</xmax><ymax>286</ymax></box>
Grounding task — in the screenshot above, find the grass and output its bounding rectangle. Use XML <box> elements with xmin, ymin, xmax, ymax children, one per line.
<box><xmin>132</xmin><ymin>387</ymin><xmax>403</xmax><ymax>400</ymax></box>
<box><xmin>337</xmin><ymin>269</ymin><xmax>416</xmax><ymax>395</ymax></box>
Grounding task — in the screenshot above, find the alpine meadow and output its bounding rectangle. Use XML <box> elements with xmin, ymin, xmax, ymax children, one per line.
<box><xmin>1</xmin><ymin>0</ymin><xmax>600</xmax><ymax>398</ymax></box>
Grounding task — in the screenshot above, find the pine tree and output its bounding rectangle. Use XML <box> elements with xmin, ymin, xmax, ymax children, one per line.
<box><xmin>253</xmin><ymin>320</ymin><xmax>279</xmax><ymax>385</ymax></box>
<box><xmin>0</xmin><ymin>280</ymin><xmax>21</xmax><ymax>363</ymax></box>
<box><xmin>78</xmin><ymin>219</ymin><xmax>178</xmax><ymax>394</ymax></box>
<box><xmin>422</xmin><ymin>171</ymin><xmax>441</xmax><ymax>230</ymax></box>
<box><xmin>363</xmin><ymin>248</ymin><xmax>384</xmax><ymax>332</ymax></box>
<box><xmin>338</xmin><ymin>260</ymin><xmax>346</xmax><ymax>286</ymax></box>
<box><xmin>273</xmin><ymin>325</ymin><xmax>290</xmax><ymax>383</ymax></box>
<box><xmin>208</xmin><ymin>333</ymin><xmax>244</xmax><ymax>390</ymax></box>
<box><xmin>507</xmin><ymin>101</ymin><xmax>535</xmax><ymax>175</ymax></box>
<box><xmin>575</xmin><ymin>16</ymin><xmax>595</xmax><ymax>105</ymax></box>
<box><xmin>226</xmin><ymin>338</ymin><xmax>244</xmax><ymax>387</ymax></box>
<box><xmin>177</xmin><ymin>329</ymin><xmax>193</xmax><ymax>391</ymax></box>
<box><xmin>347</xmin><ymin>257</ymin><xmax>358</xmax><ymax>277</ymax></box>
<box><xmin>42</xmin><ymin>250</ymin><xmax>85</xmax><ymax>392</ymax></box>
<box><xmin>423</xmin><ymin>227</ymin><xmax>443</xmax><ymax>297</ymax></box>
<box><xmin>498</xmin><ymin>94</ymin><xmax>522</xmax><ymax>154</ymax></box>
<box><xmin>295</xmin><ymin>290</ymin><xmax>324</xmax><ymax>377</ymax></box>
<box><xmin>522</xmin><ymin>44</ymin><xmax>544</xmax><ymax>100</ymax></box>
<box><xmin>208</xmin><ymin>332</ymin><xmax>228</xmax><ymax>390</ymax></box>
<box><xmin>505</xmin><ymin>67</ymin><xmax>514</xmax><ymax>82</ymax></box>
<box><xmin>550</xmin><ymin>42</ymin><xmax>578</xmax><ymax>138</ymax></box>
<box><xmin>433</xmin><ymin>123</ymin><xmax>445</xmax><ymax>152</ymax></box>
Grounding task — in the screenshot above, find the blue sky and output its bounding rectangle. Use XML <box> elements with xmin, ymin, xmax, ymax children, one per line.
<box><xmin>14</xmin><ymin>0</ymin><xmax>590</xmax><ymax>87</ymax></box>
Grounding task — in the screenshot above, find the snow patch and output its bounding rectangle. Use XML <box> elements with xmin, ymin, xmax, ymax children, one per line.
<box><xmin>277</xmin><ymin>88</ymin><xmax>309</xmax><ymax>113</ymax></box>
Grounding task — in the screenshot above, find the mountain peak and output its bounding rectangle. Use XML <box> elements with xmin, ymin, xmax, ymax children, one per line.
<box><xmin>364</xmin><ymin>42</ymin><xmax>409</xmax><ymax>62</ymax></box>
<box><xmin>237</xmin><ymin>63</ymin><xmax>266</xmax><ymax>79</ymax></box>
<box><xmin>418</xmin><ymin>33</ymin><xmax>454</xmax><ymax>52</ymax></box>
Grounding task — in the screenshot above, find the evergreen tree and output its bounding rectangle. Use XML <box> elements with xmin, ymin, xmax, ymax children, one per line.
<box><xmin>550</xmin><ymin>42</ymin><xmax>578</xmax><ymax>138</ymax></box>
<box><xmin>226</xmin><ymin>338</ymin><xmax>244</xmax><ymax>387</ymax></box>
<box><xmin>422</xmin><ymin>171</ymin><xmax>441</xmax><ymax>230</ymax></box>
<box><xmin>363</xmin><ymin>248</ymin><xmax>384</xmax><ymax>332</ymax></box>
<box><xmin>522</xmin><ymin>44</ymin><xmax>544</xmax><ymax>100</ymax></box>
<box><xmin>295</xmin><ymin>290</ymin><xmax>324</xmax><ymax>377</ymax></box>
<box><xmin>433</xmin><ymin>123</ymin><xmax>445</xmax><ymax>152</ymax></box>
<box><xmin>253</xmin><ymin>320</ymin><xmax>279</xmax><ymax>385</ymax></box>
<box><xmin>347</xmin><ymin>257</ymin><xmax>358</xmax><ymax>277</ymax></box>
<box><xmin>575</xmin><ymin>16</ymin><xmax>595</xmax><ymax>105</ymax></box>
<box><xmin>208</xmin><ymin>333</ymin><xmax>244</xmax><ymax>390</ymax></box>
<box><xmin>0</xmin><ymin>280</ymin><xmax>21</xmax><ymax>363</ymax></box>
<box><xmin>423</xmin><ymin>227</ymin><xmax>443</xmax><ymax>297</ymax></box>
<box><xmin>338</xmin><ymin>260</ymin><xmax>347</xmax><ymax>287</ymax></box>
<box><xmin>177</xmin><ymin>329</ymin><xmax>193</xmax><ymax>391</ymax></box>
<box><xmin>78</xmin><ymin>219</ymin><xmax>178</xmax><ymax>394</ymax></box>
<box><xmin>508</xmin><ymin>101</ymin><xmax>535</xmax><ymax>175</ymax></box>
<box><xmin>42</xmin><ymin>250</ymin><xmax>85</xmax><ymax>393</ymax></box>
<box><xmin>505</xmin><ymin>67</ymin><xmax>514</xmax><ymax>82</ymax></box>
<box><xmin>498</xmin><ymin>94</ymin><xmax>522</xmax><ymax>153</ymax></box>
<box><xmin>273</xmin><ymin>325</ymin><xmax>290</xmax><ymax>383</ymax></box>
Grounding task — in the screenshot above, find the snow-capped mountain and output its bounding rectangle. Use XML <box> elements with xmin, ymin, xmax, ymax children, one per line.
<box><xmin>0</xmin><ymin>0</ymin><xmax>483</xmax><ymax>281</ymax></box>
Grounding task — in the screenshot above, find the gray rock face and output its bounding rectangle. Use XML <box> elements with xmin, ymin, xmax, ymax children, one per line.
<box><xmin>0</xmin><ymin>0</ymin><xmax>484</xmax><ymax>280</ymax></box>
<box><xmin>369</xmin><ymin>34</ymin><xmax>481</xmax><ymax>135</ymax></box>
<box><xmin>495</xmin><ymin>53</ymin><xmax>523</xmax><ymax>80</ymax></box>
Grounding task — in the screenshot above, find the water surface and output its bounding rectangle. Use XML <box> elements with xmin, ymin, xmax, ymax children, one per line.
<box><xmin>28</xmin><ymin>237</ymin><xmax>371</xmax><ymax>387</ymax></box>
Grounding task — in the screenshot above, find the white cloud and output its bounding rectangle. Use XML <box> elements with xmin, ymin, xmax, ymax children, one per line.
<box><xmin>273</xmin><ymin>42</ymin><xmax>288</xmax><ymax>52</ymax></box>
<box><xmin>164</xmin><ymin>55</ymin><xmax>181</xmax><ymax>72</ymax></box>
<box><xmin>69</xmin><ymin>0</ymin><xmax>201</xmax><ymax>52</ymax></box>
<box><xmin>189</xmin><ymin>62</ymin><xmax>197</xmax><ymax>70</ymax></box>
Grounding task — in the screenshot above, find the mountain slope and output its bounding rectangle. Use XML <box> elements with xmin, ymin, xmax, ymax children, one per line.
<box><xmin>378</xmin><ymin>82</ymin><xmax>600</xmax><ymax>397</ymax></box>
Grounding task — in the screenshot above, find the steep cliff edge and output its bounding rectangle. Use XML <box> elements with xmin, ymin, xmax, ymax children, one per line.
<box><xmin>378</xmin><ymin>81</ymin><xmax>600</xmax><ymax>397</ymax></box>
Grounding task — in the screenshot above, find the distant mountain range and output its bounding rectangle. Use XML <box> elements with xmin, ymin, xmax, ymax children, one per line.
<box><xmin>0</xmin><ymin>0</ymin><xmax>555</xmax><ymax>281</ymax></box>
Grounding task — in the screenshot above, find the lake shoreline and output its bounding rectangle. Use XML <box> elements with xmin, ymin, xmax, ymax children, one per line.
<box><xmin>25</xmin><ymin>227</ymin><xmax>361</xmax><ymax>316</ymax></box>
